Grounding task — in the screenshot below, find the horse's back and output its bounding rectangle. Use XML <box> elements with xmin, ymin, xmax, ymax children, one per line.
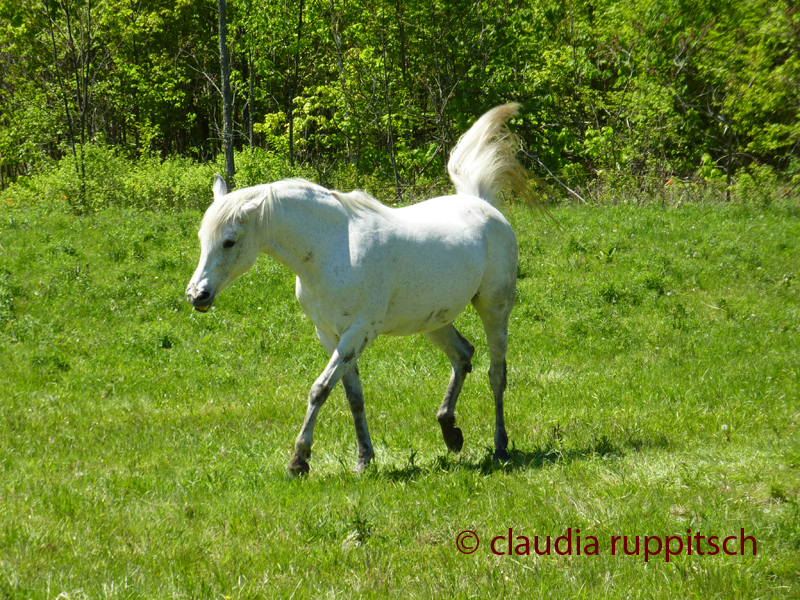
<box><xmin>393</xmin><ymin>193</ymin><xmax>517</xmax><ymax>276</ymax></box>
<box><xmin>345</xmin><ymin>194</ymin><xmax>517</xmax><ymax>336</ymax></box>
<box><xmin>393</xmin><ymin>193</ymin><xmax>511</xmax><ymax>231</ymax></box>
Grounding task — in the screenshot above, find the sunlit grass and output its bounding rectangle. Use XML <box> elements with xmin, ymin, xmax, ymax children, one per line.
<box><xmin>0</xmin><ymin>201</ymin><xmax>798</xmax><ymax>598</ymax></box>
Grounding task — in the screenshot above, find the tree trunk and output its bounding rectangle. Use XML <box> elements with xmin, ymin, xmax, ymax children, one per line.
<box><xmin>248</xmin><ymin>48</ymin><xmax>255</xmax><ymax>151</ymax></box>
<box><xmin>289</xmin><ymin>0</ymin><xmax>304</xmax><ymax>168</ymax></box>
<box><xmin>43</xmin><ymin>0</ymin><xmax>78</xmax><ymax>170</ymax></box>
<box><xmin>130</xmin><ymin>0</ymin><xmax>141</xmax><ymax>153</ymax></box>
<box><xmin>381</xmin><ymin>10</ymin><xmax>400</xmax><ymax>199</ymax></box>
<box><xmin>726</xmin><ymin>145</ymin><xmax>733</xmax><ymax>202</ymax></box>
<box><xmin>218</xmin><ymin>0</ymin><xmax>235</xmax><ymax>182</ymax></box>
<box><xmin>330</xmin><ymin>0</ymin><xmax>352</xmax><ymax>163</ymax></box>
<box><xmin>62</xmin><ymin>0</ymin><xmax>94</xmax><ymax>210</ymax></box>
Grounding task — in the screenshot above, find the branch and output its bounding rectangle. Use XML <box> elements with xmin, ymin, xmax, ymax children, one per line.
<box><xmin>181</xmin><ymin>50</ymin><xmax>222</xmax><ymax>97</ymax></box>
<box><xmin>520</xmin><ymin>148</ymin><xmax>588</xmax><ymax>204</ymax></box>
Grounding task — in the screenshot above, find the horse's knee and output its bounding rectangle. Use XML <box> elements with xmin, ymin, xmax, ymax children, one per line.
<box><xmin>309</xmin><ymin>381</ymin><xmax>332</xmax><ymax>406</ymax></box>
<box><xmin>453</xmin><ymin>356</ymin><xmax>472</xmax><ymax>375</ymax></box>
<box><xmin>347</xmin><ymin>399</ymin><xmax>366</xmax><ymax>420</ymax></box>
<box><xmin>451</xmin><ymin>344</ymin><xmax>474</xmax><ymax>375</ymax></box>
<box><xmin>344</xmin><ymin>383</ymin><xmax>365</xmax><ymax>409</ymax></box>
<box><xmin>344</xmin><ymin>386</ymin><xmax>364</xmax><ymax>418</ymax></box>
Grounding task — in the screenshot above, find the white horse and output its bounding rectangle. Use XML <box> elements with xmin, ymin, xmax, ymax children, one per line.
<box><xmin>187</xmin><ymin>104</ymin><xmax>535</xmax><ymax>474</ymax></box>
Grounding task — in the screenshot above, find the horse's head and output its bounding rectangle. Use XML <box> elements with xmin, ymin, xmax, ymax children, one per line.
<box><xmin>186</xmin><ymin>175</ymin><xmax>264</xmax><ymax>312</ymax></box>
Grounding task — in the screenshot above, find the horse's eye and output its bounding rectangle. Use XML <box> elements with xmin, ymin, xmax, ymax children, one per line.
<box><xmin>222</xmin><ymin>240</ymin><xmax>236</xmax><ymax>249</ymax></box>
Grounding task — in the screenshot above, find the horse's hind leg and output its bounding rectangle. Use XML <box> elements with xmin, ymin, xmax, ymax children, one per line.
<box><xmin>425</xmin><ymin>324</ymin><xmax>475</xmax><ymax>453</ymax></box>
<box><xmin>342</xmin><ymin>365</ymin><xmax>375</xmax><ymax>472</ymax></box>
<box><xmin>472</xmin><ymin>295</ymin><xmax>513</xmax><ymax>462</ymax></box>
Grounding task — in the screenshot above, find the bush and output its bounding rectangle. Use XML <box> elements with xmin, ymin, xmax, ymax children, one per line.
<box><xmin>224</xmin><ymin>147</ymin><xmax>313</xmax><ymax>189</ymax></box>
<box><xmin>3</xmin><ymin>144</ymin><xmax>326</xmax><ymax>214</ymax></box>
<box><xmin>4</xmin><ymin>144</ymin><xmax>214</xmax><ymax>213</ymax></box>
<box><xmin>4</xmin><ymin>142</ymin><xmax>797</xmax><ymax>214</ymax></box>
<box><xmin>733</xmin><ymin>164</ymin><xmax>781</xmax><ymax>207</ymax></box>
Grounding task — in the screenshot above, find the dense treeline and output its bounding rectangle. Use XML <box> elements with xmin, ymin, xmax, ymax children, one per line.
<box><xmin>1</xmin><ymin>0</ymin><xmax>798</xmax><ymax>204</ymax></box>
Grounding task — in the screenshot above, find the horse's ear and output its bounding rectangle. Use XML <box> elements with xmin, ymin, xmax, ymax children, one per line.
<box><xmin>213</xmin><ymin>174</ymin><xmax>228</xmax><ymax>202</ymax></box>
<box><xmin>238</xmin><ymin>197</ymin><xmax>263</xmax><ymax>223</ymax></box>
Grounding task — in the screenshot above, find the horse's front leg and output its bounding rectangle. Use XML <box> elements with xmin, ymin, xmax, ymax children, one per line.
<box><xmin>288</xmin><ymin>326</ymin><xmax>372</xmax><ymax>475</ymax></box>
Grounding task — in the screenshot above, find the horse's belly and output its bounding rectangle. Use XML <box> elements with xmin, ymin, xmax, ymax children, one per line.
<box><xmin>378</xmin><ymin>300</ymin><xmax>473</xmax><ymax>335</ymax></box>
<box><xmin>377</xmin><ymin>262</ymin><xmax>484</xmax><ymax>335</ymax></box>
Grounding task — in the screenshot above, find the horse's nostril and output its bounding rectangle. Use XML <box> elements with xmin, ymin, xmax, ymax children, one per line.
<box><xmin>195</xmin><ymin>290</ymin><xmax>211</xmax><ymax>302</ymax></box>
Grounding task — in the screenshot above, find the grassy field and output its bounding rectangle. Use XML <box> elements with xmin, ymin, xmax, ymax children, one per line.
<box><xmin>0</xmin><ymin>199</ymin><xmax>798</xmax><ymax>598</ymax></box>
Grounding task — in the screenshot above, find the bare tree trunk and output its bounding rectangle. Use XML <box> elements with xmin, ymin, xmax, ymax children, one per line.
<box><xmin>42</xmin><ymin>0</ymin><xmax>78</xmax><ymax>171</ymax></box>
<box><xmin>63</xmin><ymin>0</ymin><xmax>87</xmax><ymax>149</ymax></box>
<box><xmin>726</xmin><ymin>143</ymin><xmax>733</xmax><ymax>202</ymax></box>
<box><xmin>218</xmin><ymin>0</ymin><xmax>235</xmax><ymax>182</ymax></box>
<box><xmin>330</xmin><ymin>0</ymin><xmax>352</xmax><ymax>163</ymax></box>
<box><xmin>248</xmin><ymin>48</ymin><xmax>254</xmax><ymax>151</ymax></box>
<box><xmin>381</xmin><ymin>9</ymin><xmax>400</xmax><ymax>199</ymax></box>
<box><xmin>396</xmin><ymin>0</ymin><xmax>408</xmax><ymax>87</ymax></box>
<box><xmin>129</xmin><ymin>0</ymin><xmax>141</xmax><ymax>152</ymax></box>
<box><xmin>289</xmin><ymin>0</ymin><xmax>304</xmax><ymax>168</ymax></box>
<box><xmin>62</xmin><ymin>0</ymin><xmax>95</xmax><ymax>210</ymax></box>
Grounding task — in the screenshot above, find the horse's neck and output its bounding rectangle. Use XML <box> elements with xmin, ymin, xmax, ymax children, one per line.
<box><xmin>260</xmin><ymin>185</ymin><xmax>350</xmax><ymax>281</ymax></box>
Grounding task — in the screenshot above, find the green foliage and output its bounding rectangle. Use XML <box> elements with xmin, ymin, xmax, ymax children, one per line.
<box><xmin>222</xmin><ymin>147</ymin><xmax>316</xmax><ymax>189</ymax></box>
<box><xmin>0</xmin><ymin>0</ymin><xmax>798</xmax><ymax>201</ymax></box>
<box><xmin>5</xmin><ymin>144</ymin><xmax>215</xmax><ymax>212</ymax></box>
<box><xmin>734</xmin><ymin>164</ymin><xmax>782</xmax><ymax>207</ymax></box>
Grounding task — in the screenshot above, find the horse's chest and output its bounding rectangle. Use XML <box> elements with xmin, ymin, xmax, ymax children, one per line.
<box><xmin>295</xmin><ymin>276</ymin><xmax>374</xmax><ymax>337</ymax></box>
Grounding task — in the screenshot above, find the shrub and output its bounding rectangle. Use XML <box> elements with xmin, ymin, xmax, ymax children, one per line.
<box><xmin>733</xmin><ymin>164</ymin><xmax>781</xmax><ymax>207</ymax></box>
<box><xmin>4</xmin><ymin>144</ymin><xmax>326</xmax><ymax>214</ymax></box>
<box><xmin>5</xmin><ymin>144</ymin><xmax>213</xmax><ymax>213</ymax></box>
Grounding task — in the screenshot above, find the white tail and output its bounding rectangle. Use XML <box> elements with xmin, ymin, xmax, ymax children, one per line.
<box><xmin>447</xmin><ymin>103</ymin><xmax>535</xmax><ymax>208</ymax></box>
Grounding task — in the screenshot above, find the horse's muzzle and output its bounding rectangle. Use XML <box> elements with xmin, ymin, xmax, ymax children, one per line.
<box><xmin>186</xmin><ymin>283</ymin><xmax>214</xmax><ymax>312</ymax></box>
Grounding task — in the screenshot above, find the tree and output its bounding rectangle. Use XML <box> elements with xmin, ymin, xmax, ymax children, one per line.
<box><xmin>218</xmin><ymin>0</ymin><xmax>235</xmax><ymax>182</ymax></box>
<box><xmin>288</xmin><ymin>0</ymin><xmax>304</xmax><ymax>168</ymax></box>
<box><xmin>0</xmin><ymin>0</ymin><xmax>797</xmax><ymax>199</ymax></box>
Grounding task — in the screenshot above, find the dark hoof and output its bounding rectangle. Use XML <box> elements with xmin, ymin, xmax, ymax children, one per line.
<box><xmin>493</xmin><ymin>448</ymin><xmax>511</xmax><ymax>463</ymax></box>
<box><xmin>287</xmin><ymin>456</ymin><xmax>310</xmax><ymax>475</ymax></box>
<box><xmin>445</xmin><ymin>427</ymin><xmax>464</xmax><ymax>453</ymax></box>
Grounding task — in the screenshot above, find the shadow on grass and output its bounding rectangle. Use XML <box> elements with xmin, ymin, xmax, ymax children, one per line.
<box><xmin>369</xmin><ymin>433</ymin><xmax>673</xmax><ymax>483</ymax></box>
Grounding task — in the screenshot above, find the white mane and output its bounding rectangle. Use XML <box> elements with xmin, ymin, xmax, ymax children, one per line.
<box><xmin>201</xmin><ymin>182</ymin><xmax>275</xmax><ymax>236</ymax></box>
<box><xmin>277</xmin><ymin>178</ymin><xmax>390</xmax><ymax>218</ymax></box>
<box><xmin>329</xmin><ymin>188</ymin><xmax>391</xmax><ymax>217</ymax></box>
<box><xmin>201</xmin><ymin>178</ymin><xmax>390</xmax><ymax>238</ymax></box>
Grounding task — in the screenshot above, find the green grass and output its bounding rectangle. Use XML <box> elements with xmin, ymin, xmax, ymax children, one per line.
<box><xmin>0</xmin><ymin>200</ymin><xmax>798</xmax><ymax>598</ymax></box>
